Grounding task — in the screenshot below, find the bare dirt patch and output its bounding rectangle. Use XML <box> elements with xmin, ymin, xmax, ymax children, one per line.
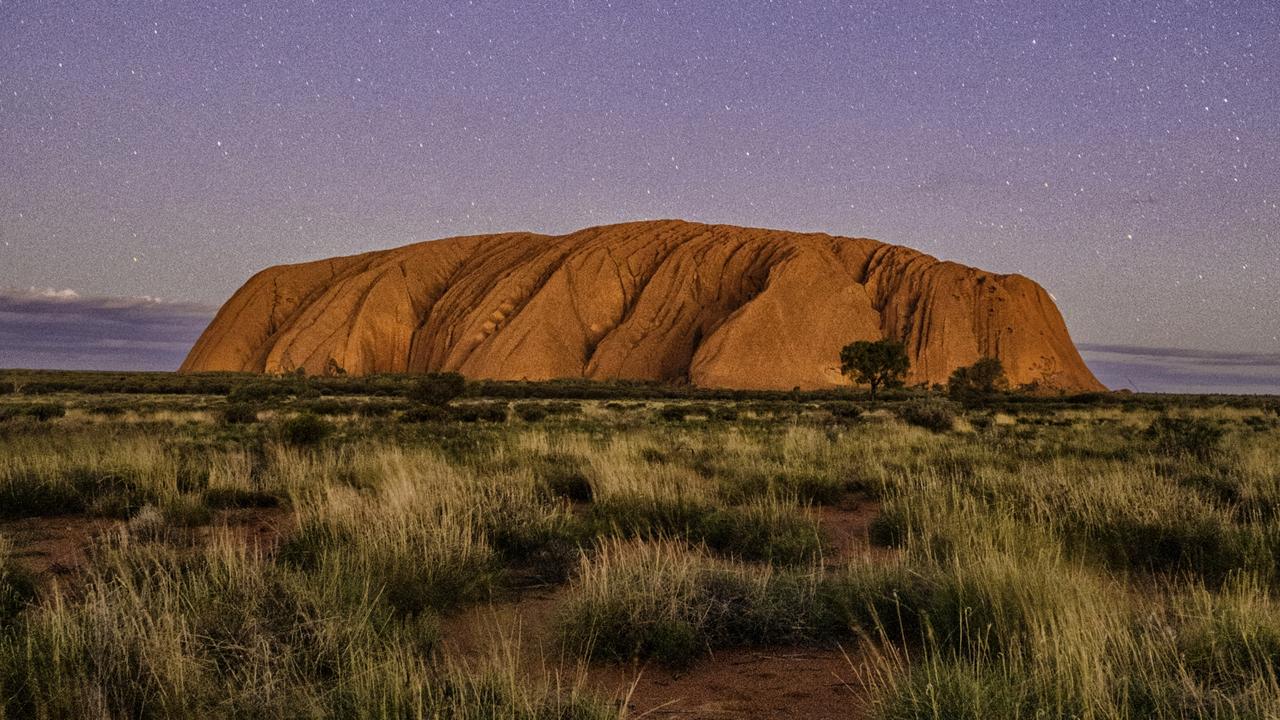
<box><xmin>590</xmin><ymin>645</ymin><xmax>866</xmax><ymax>719</ymax></box>
<box><xmin>818</xmin><ymin>493</ymin><xmax>891</xmax><ymax>563</ymax></box>
<box><xmin>443</xmin><ymin>586</ymin><xmax>872</xmax><ymax>719</ymax></box>
<box><xmin>0</xmin><ymin>515</ymin><xmax>119</xmax><ymax>578</ymax></box>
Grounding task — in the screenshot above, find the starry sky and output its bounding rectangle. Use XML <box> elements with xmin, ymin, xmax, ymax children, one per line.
<box><xmin>1</xmin><ymin>1</ymin><xmax>1277</xmax><ymax>391</ymax></box>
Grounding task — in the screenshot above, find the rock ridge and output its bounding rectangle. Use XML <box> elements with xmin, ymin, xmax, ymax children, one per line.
<box><xmin>181</xmin><ymin>220</ymin><xmax>1104</xmax><ymax>391</ymax></box>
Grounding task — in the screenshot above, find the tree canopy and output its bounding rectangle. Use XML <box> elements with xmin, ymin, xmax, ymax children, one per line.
<box><xmin>840</xmin><ymin>339</ymin><xmax>910</xmax><ymax>400</ymax></box>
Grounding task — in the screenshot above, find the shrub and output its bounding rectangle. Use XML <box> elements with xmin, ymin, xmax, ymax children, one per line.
<box><xmin>227</xmin><ymin>380</ymin><xmax>312</xmax><ymax>404</ymax></box>
<box><xmin>407</xmin><ymin>372</ymin><xmax>466</xmax><ymax>406</ymax></box>
<box><xmin>0</xmin><ymin>403</ymin><xmax>66</xmax><ymax>422</ymax></box>
<box><xmin>278</xmin><ymin>414</ymin><xmax>331</xmax><ymax>446</ymax></box>
<box><xmin>897</xmin><ymin>399</ymin><xmax>957</xmax><ymax>432</ymax></box>
<box><xmin>301</xmin><ymin>398</ymin><xmax>356</xmax><ymax>416</ymax></box>
<box><xmin>536</xmin><ymin>460</ymin><xmax>594</xmax><ymax>503</ymax></box>
<box><xmin>659</xmin><ymin>405</ymin><xmax>688</xmax><ymax>421</ymax></box>
<box><xmin>400</xmin><ymin>405</ymin><xmax>451</xmax><ymax>423</ymax></box>
<box><xmin>87</xmin><ymin>402</ymin><xmax>127</xmax><ymax>418</ymax></box>
<box><xmin>509</xmin><ymin>397</ymin><xmax>581</xmax><ymax>420</ymax></box>
<box><xmin>220</xmin><ymin>403</ymin><xmax>258</xmax><ymax>424</ymax></box>
<box><xmin>826</xmin><ymin>401</ymin><xmax>863</xmax><ymax>421</ymax></box>
<box><xmin>513</xmin><ymin>402</ymin><xmax>548</xmax><ymax>422</ymax></box>
<box><xmin>451</xmin><ymin>402</ymin><xmax>508</xmax><ymax>423</ymax></box>
<box><xmin>354</xmin><ymin>400</ymin><xmax>403</xmax><ymax>417</ymax></box>
<box><xmin>1144</xmin><ymin>415</ymin><xmax>1224</xmax><ymax>461</ymax></box>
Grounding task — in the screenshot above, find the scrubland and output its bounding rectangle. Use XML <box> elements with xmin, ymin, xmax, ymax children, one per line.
<box><xmin>1</xmin><ymin>377</ymin><xmax>1278</xmax><ymax>718</ymax></box>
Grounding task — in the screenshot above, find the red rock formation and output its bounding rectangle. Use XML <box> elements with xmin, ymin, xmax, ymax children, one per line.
<box><xmin>181</xmin><ymin>220</ymin><xmax>1104</xmax><ymax>391</ymax></box>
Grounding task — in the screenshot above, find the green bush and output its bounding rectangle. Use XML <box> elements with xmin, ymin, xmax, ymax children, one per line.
<box><xmin>227</xmin><ymin>380</ymin><xmax>314</xmax><ymax>404</ymax></box>
<box><xmin>399</xmin><ymin>405</ymin><xmax>451</xmax><ymax>423</ymax></box>
<box><xmin>1144</xmin><ymin>415</ymin><xmax>1225</xmax><ymax>461</ymax></box>
<box><xmin>897</xmin><ymin>399</ymin><xmax>958</xmax><ymax>432</ymax></box>
<box><xmin>826</xmin><ymin>401</ymin><xmax>863</xmax><ymax>421</ymax></box>
<box><xmin>407</xmin><ymin>372</ymin><xmax>466</xmax><ymax>406</ymax></box>
<box><xmin>451</xmin><ymin>402</ymin><xmax>508</xmax><ymax>423</ymax></box>
<box><xmin>536</xmin><ymin>463</ymin><xmax>594</xmax><ymax>503</ymax></box>
<box><xmin>87</xmin><ymin>402</ymin><xmax>127</xmax><ymax>418</ymax></box>
<box><xmin>658</xmin><ymin>404</ymin><xmax>688</xmax><ymax>421</ymax></box>
<box><xmin>278</xmin><ymin>414</ymin><xmax>332</xmax><ymax>446</ymax></box>
<box><xmin>220</xmin><ymin>403</ymin><xmax>258</xmax><ymax>424</ymax></box>
<box><xmin>513</xmin><ymin>402</ymin><xmax>548</xmax><ymax>422</ymax></box>
<box><xmin>0</xmin><ymin>403</ymin><xmax>66</xmax><ymax>422</ymax></box>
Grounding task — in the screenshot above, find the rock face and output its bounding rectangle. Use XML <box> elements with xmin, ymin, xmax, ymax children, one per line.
<box><xmin>182</xmin><ymin>220</ymin><xmax>1104</xmax><ymax>392</ymax></box>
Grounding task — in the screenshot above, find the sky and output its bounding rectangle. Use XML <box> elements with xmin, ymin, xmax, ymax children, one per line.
<box><xmin>1</xmin><ymin>1</ymin><xmax>1277</xmax><ymax>392</ymax></box>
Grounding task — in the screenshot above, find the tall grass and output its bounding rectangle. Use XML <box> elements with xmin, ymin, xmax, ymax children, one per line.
<box><xmin>1</xmin><ymin>397</ymin><xmax>1278</xmax><ymax>717</ymax></box>
<box><xmin>0</xmin><ymin>530</ymin><xmax>618</xmax><ymax>719</ymax></box>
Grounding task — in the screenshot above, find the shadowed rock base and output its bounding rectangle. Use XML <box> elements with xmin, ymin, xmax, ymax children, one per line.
<box><xmin>181</xmin><ymin>220</ymin><xmax>1104</xmax><ymax>391</ymax></box>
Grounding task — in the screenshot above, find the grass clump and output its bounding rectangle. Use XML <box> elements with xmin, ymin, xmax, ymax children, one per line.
<box><xmin>0</xmin><ymin>535</ymin><xmax>37</xmax><ymax>626</ymax></box>
<box><xmin>557</xmin><ymin>540</ymin><xmax>828</xmax><ymax>667</ymax></box>
<box><xmin>587</xmin><ymin>493</ymin><xmax>822</xmax><ymax>564</ymax></box>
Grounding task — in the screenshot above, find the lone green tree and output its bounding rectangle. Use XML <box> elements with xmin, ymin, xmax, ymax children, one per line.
<box><xmin>948</xmin><ymin>357</ymin><xmax>1008</xmax><ymax>400</ymax></box>
<box><xmin>840</xmin><ymin>339</ymin><xmax>910</xmax><ymax>400</ymax></box>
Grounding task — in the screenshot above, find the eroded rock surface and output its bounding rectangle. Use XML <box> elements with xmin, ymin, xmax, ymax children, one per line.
<box><xmin>182</xmin><ymin>220</ymin><xmax>1104</xmax><ymax>391</ymax></box>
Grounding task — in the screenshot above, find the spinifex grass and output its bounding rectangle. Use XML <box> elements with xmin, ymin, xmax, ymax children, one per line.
<box><xmin>0</xmin><ymin>388</ymin><xmax>1278</xmax><ymax>718</ymax></box>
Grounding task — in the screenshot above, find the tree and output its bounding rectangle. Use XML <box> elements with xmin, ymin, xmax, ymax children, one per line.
<box><xmin>840</xmin><ymin>339</ymin><xmax>910</xmax><ymax>400</ymax></box>
<box><xmin>948</xmin><ymin>357</ymin><xmax>1008</xmax><ymax>400</ymax></box>
<box><xmin>408</xmin><ymin>372</ymin><xmax>466</xmax><ymax>406</ymax></box>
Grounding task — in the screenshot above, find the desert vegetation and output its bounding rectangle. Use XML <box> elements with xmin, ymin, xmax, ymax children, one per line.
<box><xmin>0</xmin><ymin>372</ymin><xmax>1278</xmax><ymax>717</ymax></box>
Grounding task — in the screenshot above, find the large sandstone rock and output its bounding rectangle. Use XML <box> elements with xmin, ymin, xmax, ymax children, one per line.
<box><xmin>181</xmin><ymin>220</ymin><xmax>1104</xmax><ymax>392</ymax></box>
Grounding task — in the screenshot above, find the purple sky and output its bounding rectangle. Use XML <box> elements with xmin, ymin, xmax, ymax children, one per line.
<box><xmin>1</xmin><ymin>2</ymin><xmax>1277</xmax><ymax>390</ymax></box>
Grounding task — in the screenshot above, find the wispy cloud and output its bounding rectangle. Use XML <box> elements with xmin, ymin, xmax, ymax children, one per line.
<box><xmin>1079</xmin><ymin>343</ymin><xmax>1280</xmax><ymax>395</ymax></box>
<box><xmin>0</xmin><ymin>288</ymin><xmax>216</xmax><ymax>371</ymax></box>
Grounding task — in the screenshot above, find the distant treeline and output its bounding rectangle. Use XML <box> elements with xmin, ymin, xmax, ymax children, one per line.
<box><xmin>0</xmin><ymin>369</ymin><xmax>1274</xmax><ymax>410</ymax></box>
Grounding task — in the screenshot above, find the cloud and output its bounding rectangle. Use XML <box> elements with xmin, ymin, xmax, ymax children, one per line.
<box><xmin>0</xmin><ymin>288</ymin><xmax>216</xmax><ymax>371</ymax></box>
<box><xmin>1079</xmin><ymin>343</ymin><xmax>1280</xmax><ymax>395</ymax></box>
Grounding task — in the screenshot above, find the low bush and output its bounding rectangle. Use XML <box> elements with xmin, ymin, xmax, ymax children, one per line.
<box><xmin>451</xmin><ymin>402</ymin><xmax>508</xmax><ymax>423</ymax></box>
<box><xmin>0</xmin><ymin>403</ymin><xmax>66</xmax><ymax>423</ymax></box>
<box><xmin>278</xmin><ymin>414</ymin><xmax>332</xmax><ymax>446</ymax></box>
<box><xmin>1144</xmin><ymin>415</ymin><xmax>1225</xmax><ymax>461</ymax></box>
<box><xmin>514</xmin><ymin>402</ymin><xmax>549</xmax><ymax>422</ymax></box>
<box><xmin>534</xmin><ymin>456</ymin><xmax>595</xmax><ymax>503</ymax></box>
<box><xmin>896</xmin><ymin>399</ymin><xmax>957</xmax><ymax>432</ymax></box>
<box><xmin>658</xmin><ymin>404</ymin><xmax>689</xmax><ymax>422</ymax></box>
<box><xmin>220</xmin><ymin>403</ymin><xmax>258</xmax><ymax>424</ymax></box>
<box><xmin>87</xmin><ymin>402</ymin><xmax>127</xmax><ymax>418</ymax></box>
<box><xmin>407</xmin><ymin>372</ymin><xmax>466</xmax><ymax>406</ymax></box>
<box><xmin>227</xmin><ymin>380</ymin><xmax>316</xmax><ymax>404</ymax></box>
<box><xmin>826</xmin><ymin>401</ymin><xmax>863</xmax><ymax>421</ymax></box>
<box><xmin>400</xmin><ymin>405</ymin><xmax>451</xmax><ymax>423</ymax></box>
